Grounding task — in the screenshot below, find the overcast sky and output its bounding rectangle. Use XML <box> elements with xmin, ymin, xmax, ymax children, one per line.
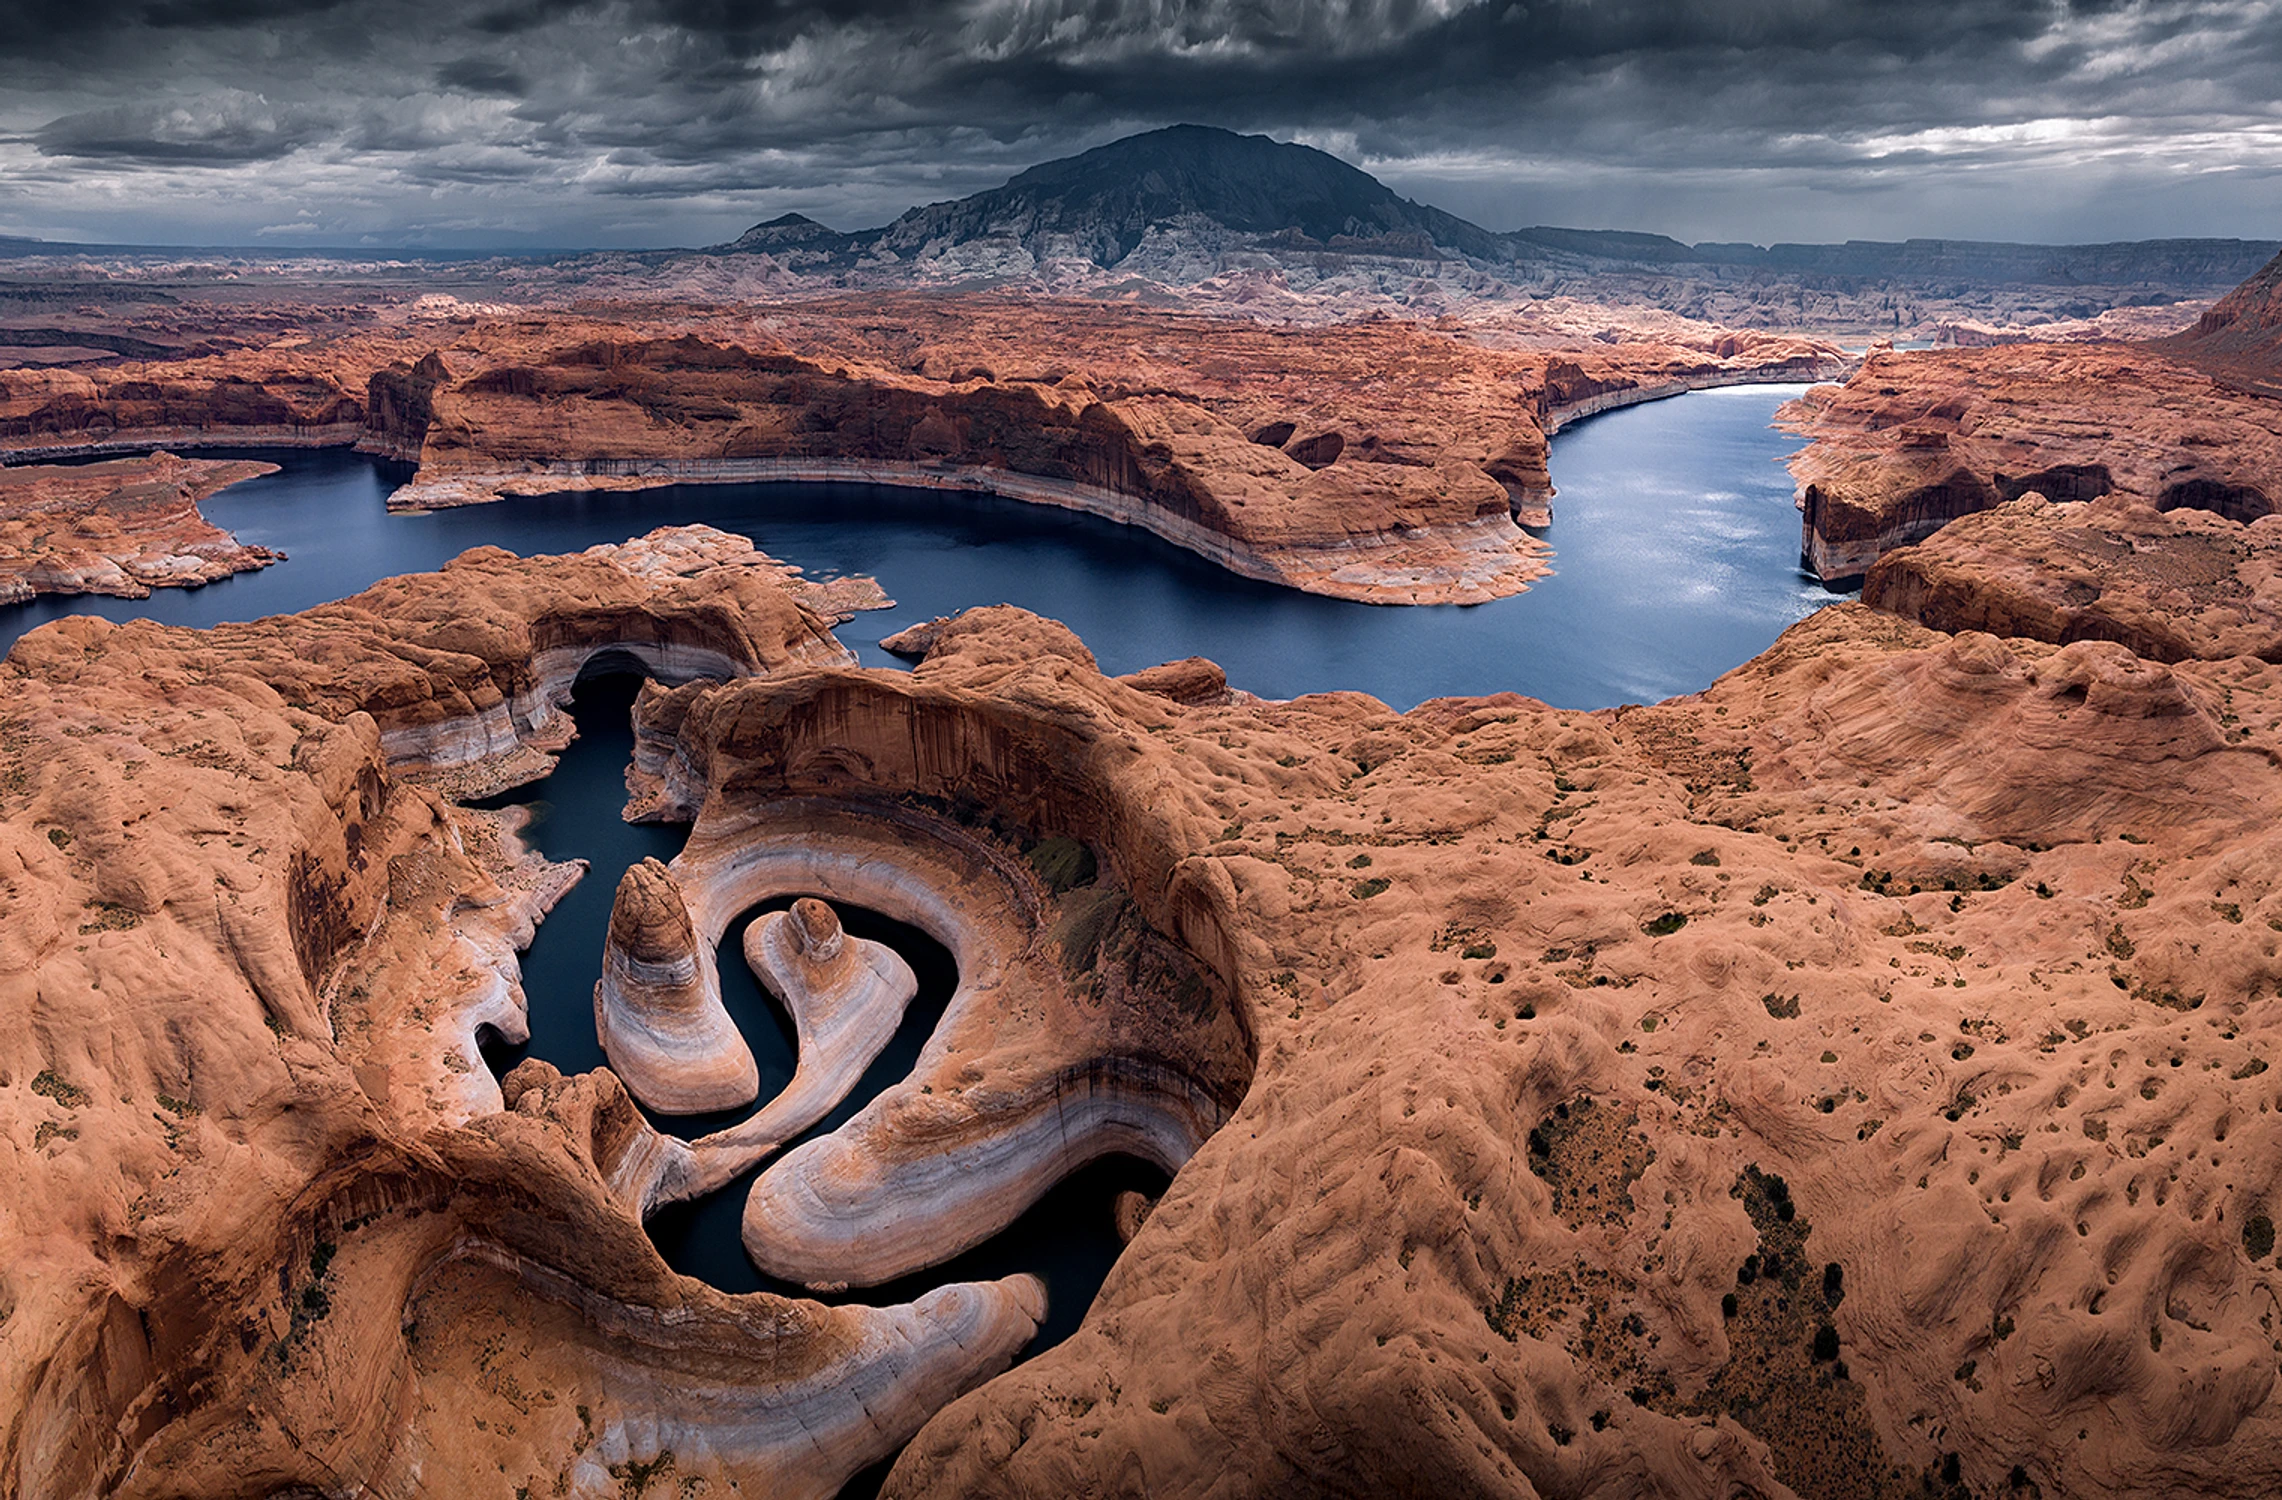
<box><xmin>1</xmin><ymin>0</ymin><xmax>2277</xmax><ymax>250</ymax></box>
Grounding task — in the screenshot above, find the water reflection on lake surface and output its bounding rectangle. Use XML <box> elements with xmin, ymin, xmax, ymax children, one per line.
<box><xmin>0</xmin><ymin>384</ymin><xmax>1847</xmax><ymax>709</ymax></box>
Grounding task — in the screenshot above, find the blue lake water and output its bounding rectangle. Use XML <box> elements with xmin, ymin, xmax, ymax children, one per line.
<box><xmin>0</xmin><ymin>384</ymin><xmax>1844</xmax><ymax>709</ymax></box>
<box><xmin>0</xmin><ymin>386</ymin><xmax>1851</xmax><ymax>1437</ymax></box>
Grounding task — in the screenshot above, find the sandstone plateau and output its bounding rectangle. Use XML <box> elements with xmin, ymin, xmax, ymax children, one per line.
<box><xmin>10</xmin><ymin>516</ymin><xmax>2282</xmax><ymax>1497</ymax></box>
<box><xmin>1783</xmin><ymin>250</ymin><xmax>2282</xmax><ymax>583</ymax></box>
<box><xmin>0</xmin><ymin>451</ymin><xmax>281</xmax><ymax>603</ymax></box>
<box><xmin>1864</xmin><ymin>494</ymin><xmax>2282</xmax><ymax>665</ymax></box>
<box><xmin>5</xmin><ymin>287</ymin><xmax>1846</xmax><ymax>606</ymax></box>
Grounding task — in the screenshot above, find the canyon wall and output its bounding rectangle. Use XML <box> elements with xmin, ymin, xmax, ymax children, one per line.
<box><xmin>1783</xmin><ymin>343</ymin><xmax>2282</xmax><ymax>581</ymax></box>
<box><xmin>11</xmin><ymin>525</ymin><xmax>2282</xmax><ymax>1495</ymax></box>
<box><xmin>4</xmin><ymin>293</ymin><xmax>1846</xmax><ymax>607</ymax></box>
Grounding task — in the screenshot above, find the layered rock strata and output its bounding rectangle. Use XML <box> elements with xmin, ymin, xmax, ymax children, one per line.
<box><xmin>1865</xmin><ymin>493</ymin><xmax>2282</xmax><ymax>663</ymax></box>
<box><xmin>0</xmin><ymin>451</ymin><xmax>280</xmax><ymax>602</ymax></box>
<box><xmin>0</xmin><ymin>543</ymin><xmax>1040</xmax><ymax>1498</ymax></box>
<box><xmin>1783</xmin><ymin>248</ymin><xmax>2282</xmax><ymax>583</ymax></box>
<box><xmin>596</xmin><ymin>857</ymin><xmax>760</xmax><ymax>1114</ymax></box>
<box><xmin>3</xmin><ymin>291</ymin><xmax>1846</xmax><ymax>606</ymax></box>
<box><xmin>364</xmin><ymin>298</ymin><xmax>1843</xmax><ymax>603</ymax></box>
<box><xmin>0</xmin><ymin>338</ymin><xmax>399</xmax><ymax>458</ymax></box>
<box><xmin>732</xmin><ymin>898</ymin><xmax>918</xmax><ymax>1153</ymax></box>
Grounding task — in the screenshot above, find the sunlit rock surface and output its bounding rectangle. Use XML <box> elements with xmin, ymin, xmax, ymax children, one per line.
<box><xmin>10</xmin><ymin>509</ymin><xmax>2282</xmax><ymax>1495</ymax></box>
<box><xmin>0</xmin><ymin>451</ymin><xmax>280</xmax><ymax>603</ymax></box>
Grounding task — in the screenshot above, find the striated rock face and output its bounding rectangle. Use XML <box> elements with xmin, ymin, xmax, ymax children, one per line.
<box><xmin>1781</xmin><ymin>342</ymin><xmax>2282</xmax><ymax>580</ymax></box>
<box><xmin>693</xmin><ymin>898</ymin><xmax>924</xmax><ymax>1165</ymax></box>
<box><xmin>2163</xmin><ymin>247</ymin><xmax>2282</xmax><ymax>394</ymax></box>
<box><xmin>18</xmin><ymin>524</ymin><xmax>2282</xmax><ymax>1498</ymax></box>
<box><xmin>0</xmin><ymin>342</ymin><xmax>393</xmax><ymax>459</ymax></box>
<box><xmin>596</xmin><ymin>857</ymin><xmax>759</xmax><ymax>1114</ymax></box>
<box><xmin>0</xmin><ymin>451</ymin><xmax>281</xmax><ymax>602</ymax></box>
<box><xmin>0</xmin><ymin>547</ymin><xmax>1039</xmax><ymax>1499</ymax></box>
<box><xmin>1866</xmin><ymin>493</ymin><xmax>2282</xmax><ymax>663</ymax></box>
<box><xmin>367</xmin><ymin>296</ymin><xmax>1844</xmax><ymax>604</ymax></box>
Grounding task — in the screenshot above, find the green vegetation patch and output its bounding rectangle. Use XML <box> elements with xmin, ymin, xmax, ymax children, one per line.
<box><xmin>78</xmin><ymin>900</ymin><xmax>141</xmax><ymax>934</ymax></box>
<box><xmin>32</xmin><ymin>1069</ymin><xmax>92</xmax><ymax>1108</ymax></box>
<box><xmin>1026</xmin><ymin>835</ymin><xmax>1097</xmax><ymax>894</ymax></box>
<box><xmin>1527</xmin><ymin>1096</ymin><xmax>1653</xmax><ymax>1233</ymax></box>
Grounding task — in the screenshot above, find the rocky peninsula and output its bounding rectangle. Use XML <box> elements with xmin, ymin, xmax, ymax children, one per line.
<box><xmin>0</xmin><ymin>451</ymin><xmax>281</xmax><ymax>603</ymax></box>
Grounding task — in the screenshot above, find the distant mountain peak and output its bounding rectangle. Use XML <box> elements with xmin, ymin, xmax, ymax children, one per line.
<box><xmin>716</xmin><ymin>124</ymin><xmax>1505</xmax><ymax>267</ymax></box>
<box><xmin>871</xmin><ymin>124</ymin><xmax>1504</xmax><ymax>266</ymax></box>
<box><xmin>723</xmin><ymin>212</ymin><xmax>842</xmax><ymax>252</ymax></box>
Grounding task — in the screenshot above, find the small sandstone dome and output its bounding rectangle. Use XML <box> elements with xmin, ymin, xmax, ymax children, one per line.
<box><xmin>609</xmin><ymin>858</ymin><xmax>696</xmax><ymax>962</ymax></box>
<box><xmin>2040</xmin><ymin>640</ymin><xmax>2206</xmax><ymax>720</ymax></box>
<box><xmin>787</xmin><ymin>896</ymin><xmax>846</xmax><ymax>963</ymax></box>
<box><xmin>1943</xmin><ymin>631</ymin><xmax>2014</xmax><ymax>677</ymax></box>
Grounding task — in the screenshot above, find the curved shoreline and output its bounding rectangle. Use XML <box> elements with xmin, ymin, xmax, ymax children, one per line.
<box><xmin>1539</xmin><ymin>368</ymin><xmax>1840</xmax><ymax>438</ymax></box>
<box><xmin>390</xmin><ymin>455</ymin><xmax>1550</xmax><ymax>607</ymax></box>
<box><xmin>1</xmin><ymin>365</ymin><xmax>1841</xmax><ymax>609</ymax></box>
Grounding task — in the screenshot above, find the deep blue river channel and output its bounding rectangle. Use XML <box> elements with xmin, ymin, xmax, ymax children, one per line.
<box><xmin>0</xmin><ymin>385</ymin><xmax>1848</xmax><ymax>1452</ymax></box>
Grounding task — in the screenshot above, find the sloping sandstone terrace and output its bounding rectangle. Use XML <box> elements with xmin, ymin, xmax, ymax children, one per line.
<box><xmin>0</xmin><ymin>452</ymin><xmax>283</xmax><ymax>604</ymax></box>
<box><xmin>1</xmin><ymin>292</ymin><xmax>1846</xmax><ymax>606</ymax></box>
<box><xmin>1782</xmin><ymin>249</ymin><xmax>2282</xmax><ymax>584</ymax></box>
<box><xmin>10</xmin><ymin>527</ymin><xmax>2282</xmax><ymax>1496</ymax></box>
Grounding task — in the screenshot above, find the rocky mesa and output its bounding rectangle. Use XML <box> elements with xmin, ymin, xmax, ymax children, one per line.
<box><xmin>0</xmin><ymin>451</ymin><xmax>282</xmax><ymax>603</ymax></box>
<box><xmin>1782</xmin><ymin>249</ymin><xmax>2282</xmax><ymax>583</ymax></box>
<box><xmin>364</xmin><ymin>294</ymin><xmax>1844</xmax><ymax>604</ymax></box>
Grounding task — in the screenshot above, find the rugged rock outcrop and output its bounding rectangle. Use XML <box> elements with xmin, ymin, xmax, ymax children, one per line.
<box><xmin>596</xmin><ymin>857</ymin><xmax>759</xmax><ymax>1115</ymax></box>
<box><xmin>1782</xmin><ymin>342</ymin><xmax>2282</xmax><ymax>580</ymax></box>
<box><xmin>16</xmin><ymin>512</ymin><xmax>2282</xmax><ymax>1497</ymax></box>
<box><xmin>733</xmin><ymin>898</ymin><xmax>918</xmax><ymax>1152</ymax></box>
<box><xmin>1865</xmin><ymin>492</ymin><xmax>2282</xmax><ymax>663</ymax></box>
<box><xmin>0</xmin><ymin>340</ymin><xmax>395</xmax><ymax>459</ymax></box>
<box><xmin>364</xmin><ymin>298</ymin><xmax>1843</xmax><ymax>603</ymax></box>
<box><xmin>0</xmin><ymin>451</ymin><xmax>280</xmax><ymax>602</ymax></box>
<box><xmin>0</xmin><ymin>537</ymin><xmax>1034</xmax><ymax>1499</ymax></box>
<box><xmin>2162</xmin><ymin>247</ymin><xmax>2282</xmax><ymax>397</ymax></box>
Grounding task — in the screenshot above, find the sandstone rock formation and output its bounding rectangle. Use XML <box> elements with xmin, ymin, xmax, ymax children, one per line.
<box><xmin>869</xmin><ymin>603</ymin><xmax>2282</xmax><ymax>1500</ymax></box>
<box><xmin>2163</xmin><ymin>247</ymin><xmax>2282</xmax><ymax>395</ymax></box>
<box><xmin>0</xmin><ymin>339</ymin><xmax>398</xmax><ymax>459</ymax></box>
<box><xmin>2</xmin><ymin>280</ymin><xmax>1846</xmax><ymax>607</ymax></box>
<box><xmin>14</xmin><ymin>433</ymin><xmax>2282</xmax><ymax>1498</ymax></box>
<box><xmin>0</xmin><ymin>535</ymin><xmax>1039</xmax><ymax>1498</ymax></box>
<box><xmin>1866</xmin><ymin>492</ymin><xmax>2282</xmax><ymax>663</ymax></box>
<box><xmin>733</xmin><ymin>898</ymin><xmax>918</xmax><ymax>1151</ymax></box>
<box><xmin>360</xmin><ymin>296</ymin><xmax>1843</xmax><ymax>603</ymax></box>
<box><xmin>596</xmin><ymin>857</ymin><xmax>760</xmax><ymax>1115</ymax></box>
<box><xmin>1782</xmin><ymin>342</ymin><xmax>2282</xmax><ymax>580</ymax></box>
<box><xmin>0</xmin><ymin>451</ymin><xmax>280</xmax><ymax>602</ymax></box>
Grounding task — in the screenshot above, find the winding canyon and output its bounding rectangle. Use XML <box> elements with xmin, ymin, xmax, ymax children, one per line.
<box><xmin>6</xmin><ymin>220</ymin><xmax>2282</xmax><ymax>1498</ymax></box>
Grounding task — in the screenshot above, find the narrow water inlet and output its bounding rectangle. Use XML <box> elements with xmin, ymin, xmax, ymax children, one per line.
<box><xmin>474</xmin><ymin>666</ymin><xmax>1170</xmax><ymax>1367</ymax></box>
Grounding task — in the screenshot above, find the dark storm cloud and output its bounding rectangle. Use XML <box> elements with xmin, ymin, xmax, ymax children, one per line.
<box><xmin>434</xmin><ymin>58</ymin><xmax>529</xmax><ymax>96</ymax></box>
<box><xmin>33</xmin><ymin>93</ymin><xmax>336</xmax><ymax>163</ymax></box>
<box><xmin>0</xmin><ymin>0</ymin><xmax>2277</xmax><ymax>246</ymax></box>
